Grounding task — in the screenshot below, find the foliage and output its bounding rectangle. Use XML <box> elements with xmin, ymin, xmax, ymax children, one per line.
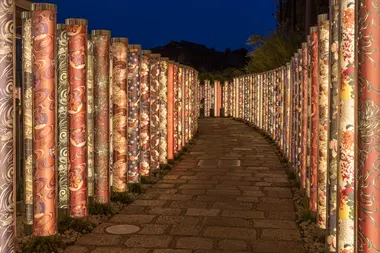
<box><xmin>199</xmin><ymin>67</ymin><xmax>245</xmax><ymax>83</ymax></box>
<box><xmin>58</xmin><ymin>216</ymin><xmax>94</xmax><ymax>234</ymax></box>
<box><xmin>21</xmin><ymin>235</ymin><xmax>63</xmax><ymax>253</ymax></box>
<box><xmin>89</xmin><ymin>203</ymin><xmax>115</xmax><ymax>215</ymax></box>
<box><xmin>111</xmin><ymin>191</ymin><xmax>135</xmax><ymax>204</ymax></box>
<box><xmin>245</xmin><ymin>31</ymin><xmax>302</xmax><ymax>73</ymax></box>
<box><xmin>128</xmin><ymin>183</ymin><xmax>143</xmax><ymax>194</ymax></box>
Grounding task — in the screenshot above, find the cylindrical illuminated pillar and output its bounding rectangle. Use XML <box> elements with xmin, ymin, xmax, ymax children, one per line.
<box><xmin>216</xmin><ymin>80</ymin><xmax>221</xmax><ymax>117</ymax></box>
<box><xmin>173</xmin><ymin>63</ymin><xmax>179</xmax><ymax>155</ymax></box>
<box><xmin>32</xmin><ymin>3</ymin><xmax>57</xmax><ymax>236</ymax></box>
<box><xmin>0</xmin><ymin>0</ymin><xmax>15</xmax><ymax>249</ymax></box>
<box><xmin>184</xmin><ymin>67</ymin><xmax>189</xmax><ymax>143</ymax></box>
<box><xmin>309</xmin><ymin>27</ymin><xmax>319</xmax><ymax>214</ymax></box>
<box><xmin>22</xmin><ymin>11</ymin><xmax>34</xmax><ymax>227</ymax></box>
<box><xmin>149</xmin><ymin>54</ymin><xmax>161</xmax><ymax>171</ymax></box>
<box><xmin>177</xmin><ymin>65</ymin><xmax>183</xmax><ymax>150</ymax></box>
<box><xmin>317</xmin><ymin>14</ymin><xmax>329</xmax><ymax>229</ymax></box>
<box><xmin>167</xmin><ymin>61</ymin><xmax>174</xmax><ymax>160</ymax></box>
<box><xmin>159</xmin><ymin>57</ymin><xmax>168</xmax><ymax>164</ymax></box>
<box><xmin>92</xmin><ymin>30</ymin><xmax>111</xmax><ymax>204</ymax></box>
<box><xmin>66</xmin><ymin>18</ymin><xmax>88</xmax><ymax>217</ymax></box>
<box><xmin>358</xmin><ymin>0</ymin><xmax>380</xmax><ymax>251</ymax></box>
<box><xmin>140</xmin><ymin>50</ymin><xmax>151</xmax><ymax>177</ymax></box>
<box><xmin>87</xmin><ymin>35</ymin><xmax>95</xmax><ymax>199</ymax></box>
<box><xmin>111</xmin><ymin>38</ymin><xmax>128</xmax><ymax>191</ymax></box>
<box><xmin>205</xmin><ymin>80</ymin><xmax>210</xmax><ymax>117</ymax></box>
<box><xmin>337</xmin><ymin>1</ymin><xmax>356</xmax><ymax>251</ymax></box>
<box><xmin>326</xmin><ymin>2</ymin><xmax>339</xmax><ymax>251</ymax></box>
<box><xmin>127</xmin><ymin>44</ymin><xmax>141</xmax><ymax>182</ymax></box>
<box><xmin>306</xmin><ymin>35</ymin><xmax>312</xmax><ymax>198</ymax></box>
<box><xmin>181</xmin><ymin>66</ymin><xmax>186</xmax><ymax>146</ymax></box>
<box><xmin>301</xmin><ymin>43</ymin><xmax>308</xmax><ymax>190</ymax></box>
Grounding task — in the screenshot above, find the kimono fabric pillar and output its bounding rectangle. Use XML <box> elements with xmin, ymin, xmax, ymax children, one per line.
<box><xmin>173</xmin><ymin>63</ymin><xmax>179</xmax><ymax>155</ymax></box>
<box><xmin>204</xmin><ymin>80</ymin><xmax>210</xmax><ymax>117</ymax></box>
<box><xmin>326</xmin><ymin>1</ymin><xmax>339</xmax><ymax>251</ymax></box>
<box><xmin>66</xmin><ymin>18</ymin><xmax>88</xmax><ymax>218</ymax></box>
<box><xmin>140</xmin><ymin>50</ymin><xmax>151</xmax><ymax>177</ymax></box>
<box><xmin>92</xmin><ymin>30</ymin><xmax>111</xmax><ymax>204</ymax></box>
<box><xmin>337</xmin><ymin>1</ymin><xmax>356</xmax><ymax>251</ymax></box>
<box><xmin>159</xmin><ymin>57</ymin><xmax>168</xmax><ymax>164</ymax></box>
<box><xmin>301</xmin><ymin>43</ymin><xmax>308</xmax><ymax>190</ymax></box>
<box><xmin>306</xmin><ymin>36</ymin><xmax>312</xmax><ymax>198</ymax></box>
<box><xmin>167</xmin><ymin>61</ymin><xmax>174</xmax><ymax>160</ymax></box>
<box><xmin>0</xmin><ymin>0</ymin><xmax>15</xmax><ymax>249</ymax></box>
<box><xmin>184</xmin><ymin>68</ymin><xmax>190</xmax><ymax>143</ymax></box>
<box><xmin>177</xmin><ymin>65</ymin><xmax>184</xmax><ymax>150</ymax></box>
<box><xmin>111</xmin><ymin>38</ymin><xmax>128</xmax><ymax>192</ymax></box>
<box><xmin>317</xmin><ymin>13</ymin><xmax>330</xmax><ymax>230</ymax></box>
<box><xmin>309</xmin><ymin>26</ymin><xmax>319</xmax><ymax>214</ymax></box>
<box><xmin>57</xmin><ymin>23</ymin><xmax>69</xmax><ymax>217</ymax></box>
<box><xmin>32</xmin><ymin>2</ymin><xmax>57</xmax><ymax>236</ymax></box>
<box><xmin>357</xmin><ymin>0</ymin><xmax>380</xmax><ymax>252</ymax></box>
<box><xmin>149</xmin><ymin>54</ymin><xmax>160</xmax><ymax>171</ymax></box>
<box><xmin>87</xmin><ymin>35</ymin><xmax>95</xmax><ymax>200</ymax></box>
<box><xmin>21</xmin><ymin>11</ymin><xmax>34</xmax><ymax>230</ymax></box>
<box><xmin>127</xmin><ymin>44</ymin><xmax>141</xmax><ymax>183</ymax></box>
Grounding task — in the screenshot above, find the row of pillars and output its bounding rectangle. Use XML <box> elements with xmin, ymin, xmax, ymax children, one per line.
<box><xmin>213</xmin><ymin>1</ymin><xmax>378</xmax><ymax>252</ymax></box>
<box><xmin>0</xmin><ymin>1</ymin><xmax>200</xmax><ymax>252</ymax></box>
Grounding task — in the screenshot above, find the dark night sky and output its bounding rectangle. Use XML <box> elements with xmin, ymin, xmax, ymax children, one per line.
<box><xmin>35</xmin><ymin>0</ymin><xmax>277</xmax><ymax>51</ymax></box>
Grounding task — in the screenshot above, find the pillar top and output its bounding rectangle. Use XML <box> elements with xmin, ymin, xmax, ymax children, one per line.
<box><xmin>151</xmin><ymin>53</ymin><xmax>161</xmax><ymax>57</ymax></box>
<box><xmin>92</xmin><ymin>30</ymin><xmax>111</xmax><ymax>36</ymax></box>
<box><xmin>142</xmin><ymin>50</ymin><xmax>151</xmax><ymax>54</ymax></box>
<box><xmin>128</xmin><ymin>44</ymin><xmax>141</xmax><ymax>49</ymax></box>
<box><xmin>310</xmin><ymin>26</ymin><xmax>318</xmax><ymax>33</ymax></box>
<box><xmin>32</xmin><ymin>3</ymin><xmax>57</xmax><ymax>11</ymax></box>
<box><xmin>65</xmin><ymin>18</ymin><xmax>88</xmax><ymax>26</ymax></box>
<box><xmin>57</xmin><ymin>24</ymin><xmax>66</xmax><ymax>29</ymax></box>
<box><xmin>112</xmin><ymin>38</ymin><xmax>128</xmax><ymax>43</ymax></box>
<box><xmin>318</xmin><ymin>14</ymin><xmax>328</xmax><ymax>23</ymax></box>
<box><xmin>161</xmin><ymin>57</ymin><xmax>169</xmax><ymax>61</ymax></box>
<box><xmin>302</xmin><ymin>42</ymin><xmax>308</xmax><ymax>48</ymax></box>
<box><xmin>21</xmin><ymin>11</ymin><xmax>32</xmax><ymax>19</ymax></box>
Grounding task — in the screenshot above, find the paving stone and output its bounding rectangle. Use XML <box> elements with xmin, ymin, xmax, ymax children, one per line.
<box><xmin>91</xmin><ymin>248</ymin><xmax>149</xmax><ymax>253</ymax></box>
<box><xmin>249</xmin><ymin>241</ymin><xmax>305</xmax><ymax>253</ymax></box>
<box><xmin>220</xmin><ymin>181</ymin><xmax>251</xmax><ymax>186</ymax></box>
<box><xmin>77</xmin><ymin>234</ymin><xmax>122</xmax><ymax>246</ymax></box>
<box><xmin>194</xmin><ymin>250</ymin><xmax>250</xmax><ymax>253</ymax></box>
<box><xmin>138</xmin><ymin>224</ymin><xmax>169</xmax><ymax>234</ymax></box>
<box><xmin>179</xmin><ymin>189</ymin><xmax>206</xmax><ymax>195</ymax></box>
<box><xmin>188</xmin><ymin>180</ymin><xmax>219</xmax><ymax>185</ymax></box>
<box><xmin>169</xmin><ymin>225</ymin><xmax>203</xmax><ymax>236</ymax></box>
<box><xmin>108</xmin><ymin>214</ymin><xmax>156</xmax><ymax>224</ymax></box>
<box><xmin>186</xmin><ymin>208</ymin><xmax>220</xmax><ymax>216</ymax></box>
<box><xmin>92</xmin><ymin>223</ymin><xmax>115</xmax><ymax>234</ymax></box>
<box><xmin>218</xmin><ymin>239</ymin><xmax>247</xmax><ymax>250</ymax></box>
<box><xmin>220</xmin><ymin>160</ymin><xmax>241</xmax><ymax>166</ymax></box>
<box><xmin>147</xmin><ymin>207</ymin><xmax>183</xmax><ymax>216</ymax></box>
<box><xmin>267</xmin><ymin>211</ymin><xmax>297</xmax><ymax>220</ymax></box>
<box><xmin>178</xmin><ymin>184</ymin><xmax>214</xmax><ymax>190</ymax></box>
<box><xmin>176</xmin><ymin>237</ymin><xmax>213</xmax><ymax>249</ymax></box>
<box><xmin>206</xmin><ymin>189</ymin><xmax>241</xmax><ymax>196</ymax></box>
<box><xmin>163</xmin><ymin>175</ymin><xmax>180</xmax><ymax>180</ymax></box>
<box><xmin>125</xmin><ymin>235</ymin><xmax>173</xmax><ymax>248</ymax></box>
<box><xmin>132</xmin><ymin>200</ymin><xmax>168</xmax><ymax>207</ymax></box>
<box><xmin>253</xmin><ymin>219</ymin><xmax>298</xmax><ymax>229</ymax></box>
<box><xmin>236</xmin><ymin>196</ymin><xmax>259</xmax><ymax>202</ymax></box>
<box><xmin>159</xmin><ymin>194</ymin><xmax>194</xmax><ymax>200</ymax></box>
<box><xmin>212</xmin><ymin>202</ymin><xmax>253</xmax><ymax>210</ymax></box>
<box><xmin>256</xmin><ymin>203</ymin><xmax>294</xmax><ymax>212</ymax></box>
<box><xmin>261</xmin><ymin>229</ymin><xmax>302</xmax><ymax>241</ymax></box>
<box><xmin>196</xmin><ymin>195</ymin><xmax>237</xmax><ymax>202</ymax></box>
<box><xmin>153</xmin><ymin>250</ymin><xmax>192</xmax><ymax>253</ymax></box>
<box><xmin>170</xmin><ymin>200</ymin><xmax>209</xmax><ymax>209</ymax></box>
<box><xmin>155</xmin><ymin>215</ymin><xmax>200</xmax><ymax>225</ymax></box>
<box><xmin>120</xmin><ymin>205</ymin><xmax>147</xmax><ymax>214</ymax></box>
<box><xmin>203</xmin><ymin>217</ymin><xmax>250</xmax><ymax>228</ymax></box>
<box><xmin>204</xmin><ymin>227</ymin><xmax>256</xmax><ymax>240</ymax></box>
<box><xmin>222</xmin><ymin>210</ymin><xmax>265</xmax><ymax>219</ymax></box>
<box><xmin>64</xmin><ymin>246</ymin><xmax>88</xmax><ymax>253</ymax></box>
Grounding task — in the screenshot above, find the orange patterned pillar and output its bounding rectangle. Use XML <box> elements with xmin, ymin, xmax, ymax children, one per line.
<box><xmin>32</xmin><ymin>2</ymin><xmax>57</xmax><ymax>236</ymax></box>
<box><xmin>66</xmin><ymin>18</ymin><xmax>88</xmax><ymax>217</ymax></box>
<box><xmin>167</xmin><ymin>61</ymin><xmax>174</xmax><ymax>160</ymax></box>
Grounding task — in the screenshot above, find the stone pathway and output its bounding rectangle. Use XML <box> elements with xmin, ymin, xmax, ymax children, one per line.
<box><xmin>67</xmin><ymin>118</ymin><xmax>304</xmax><ymax>253</ymax></box>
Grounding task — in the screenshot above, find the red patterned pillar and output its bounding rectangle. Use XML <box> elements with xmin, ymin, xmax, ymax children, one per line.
<box><xmin>140</xmin><ymin>50</ymin><xmax>151</xmax><ymax>177</ymax></box>
<box><xmin>173</xmin><ymin>63</ymin><xmax>179</xmax><ymax>155</ymax></box>
<box><xmin>92</xmin><ymin>30</ymin><xmax>111</xmax><ymax>204</ymax></box>
<box><xmin>32</xmin><ymin>2</ymin><xmax>57</xmax><ymax>236</ymax></box>
<box><xmin>66</xmin><ymin>18</ymin><xmax>88</xmax><ymax>217</ymax></box>
<box><xmin>167</xmin><ymin>61</ymin><xmax>174</xmax><ymax>160</ymax></box>
<box><xmin>358</xmin><ymin>0</ymin><xmax>380</xmax><ymax>251</ymax></box>
<box><xmin>111</xmin><ymin>38</ymin><xmax>128</xmax><ymax>192</ymax></box>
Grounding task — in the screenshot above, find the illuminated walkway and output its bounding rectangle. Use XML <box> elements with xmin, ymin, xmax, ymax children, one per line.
<box><xmin>67</xmin><ymin>118</ymin><xmax>304</xmax><ymax>253</ymax></box>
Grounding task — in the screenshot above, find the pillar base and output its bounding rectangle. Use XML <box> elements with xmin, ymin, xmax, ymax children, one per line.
<box><xmin>23</xmin><ymin>222</ymin><xmax>33</xmax><ymax>235</ymax></box>
<box><xmin>58</xmin><ymin>208</ymin><xmax>68</xmax><ymax>222</ymax></box>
